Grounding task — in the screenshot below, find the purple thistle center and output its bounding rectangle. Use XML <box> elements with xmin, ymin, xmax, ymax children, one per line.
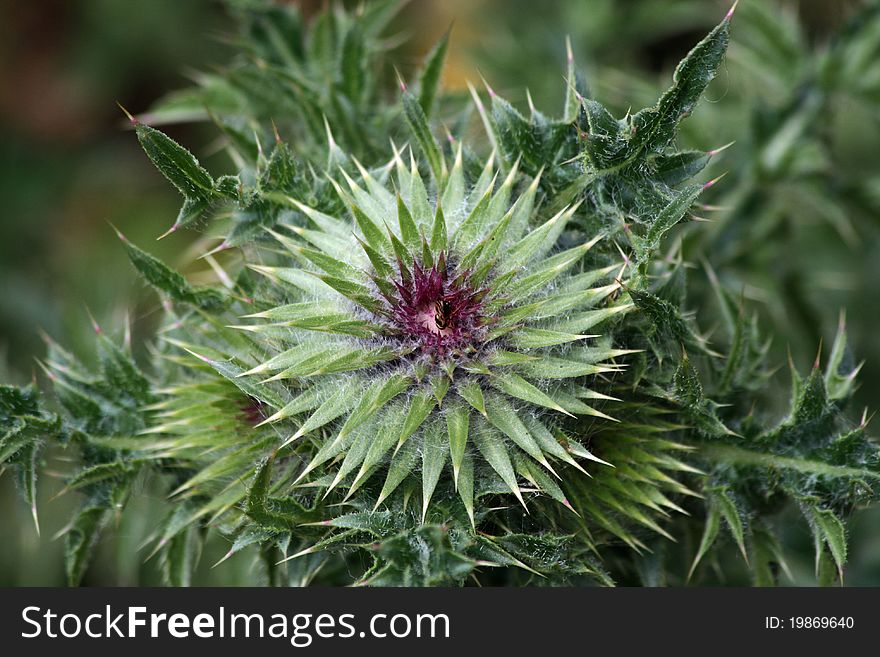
<box><xmin>238</xmin><ymin>396</ymin><xmax>267</xmax><ymax>426</ymax></box>
<box><xmin>385</xmin><ymin>255</ymin><xmax>486</xmax><ymax>357</ymax></box>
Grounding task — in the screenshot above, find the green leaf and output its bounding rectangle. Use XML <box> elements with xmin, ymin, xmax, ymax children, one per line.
<box><xmin>712</xmin><ymin>488</ymin><xmax>748</xmax><ymax>563</ymax></box>
<box><xmin>472</xmin><ymin>420</ymin><xmax>524</xmax><ymax>508</ymax></box>
<box><xmin>804</xmin><ymin>505</ymin><xmax>848</xmax><ymax>578</ymax></box>
<box><xmin>457</xmin><ymin>453</ymin><xmax>475</xmax><ymax>527</ymax></box>
<box><xmin>417</xmin><ymin>28</ymin><xmax>450</xmax><ymax>118</ymax></box>
<box><xmin>402</xmin><ymin>90</ymin><xmax>444</xmax><ymax>181</ymax></box>
<box><xmin>518</xmin><ymin>357</ymin><xmax>612</xmax><ymax>380</ymax></box>
<box><xmin>514</xmin><ymin>452</ymin><xmax>569</xmax><ymax>509</ymax></box>
<box><xmin>430</xmin><ymin>202</ymin><xmax>448</xmax><ymax>251</ymax></box>
<box><xmin>502</xmin><ymin>203</ymin><xmax>575</xmax><ymax>271</ymax></box>
<box><xmin>309</xmin><ymin>275</ymin><xmax>384</xmax><ymax>315</ymax></box>
<box><xmin>341</xmin><ymin>25</ymin><xmax>366</xmax><ymax>102</ymax></box>
<box><xmin>18</xmin><ymin>442</ymin><xmax>39</xmax><ymax>534</ymax></box>
<box><xmin>257</xmin><ymin>385</ymin><xmax>326</xmax><ymax>426</ymax></box>
<box><xmin>327</xmin><ymin>423</ymin><xmax>375</xmax><ymax>494</ymax></box>
<box><xmin>65</xmin><ymin>505</ymin><xmax>110</xmax><ymax>586</ymax></box>
<box><xmin>631</xmin><ymin>184</ymin><xmax>703</xmax><ymax>268</ymax></box>
<box><xmin>285</xmin><ymin>380</ymin><xmax>360</xmax><ymax>444</ymax></box>
<box><xmin>751</xmin><ymin>526</ymin><xmax>790</xmax><ymax>586</ymax></box>
<box><xmin>248</xmin><ymin>456</ymin><xmax>319</xmax><ymax>531</ymax></box>
<box><xmin>824</xmin><ymin>312</ymin><xmax>857</xmax><ymax>402</ymax></box>
<box><xmin>241</xmin><ymin>300</ymin><xmax>365</xmax><ymax>329</ymax></box>
<box><xmin>503</xmin><ymin>239</ymin><xmax>597</xmax><ymax>304</ymax></box>
<box><xmin>421</xmin><ymin>421</ymin><xmax>447</xmax><ymax>520</ymax></box>
<box><xmin>457</xmin><ymin>381</ymin><xmax>486</xmax><ymax>417</ymax></box>
<box><xmin>651</xmin><ymin>150</ymin><xmax>713</xmax><ymax>186</ymax></box>
<box><xmin>521</xmin><ymin>415</ymin><xmax>585</xmax><ymax>471</ymax></box>
<box><xmin>348</xmin><ymin>403</ymin><xmax>409</xmax><ymax>497</ymax></box>
<box><xmin>350</xmin><ymin>204</ymin><xmax>392</xmax><ymax>255</ymax></box>
<box><xmin>122</xmin><ymin>237</ymin><xmax>225</xmax><ymax>310</ymax></box>
<box><xmin>134</xmin><ymin>123</ymin><xmax>216</xmax><ymax>232</ymax></box>
<box><xmin>161</xmin><ymin>527</ymin><xmax>196</xmax><ymax>587</ymax></box>
<box><xmin>397</xmin><ymin>391</ymin><xmax>436</xmax><ymax>450</ymax></box>
<box><xmin>629</xmin><ymin>12</ymin><xmax>731</xmax><ymax>155</ymax></box>
<box><xmin>580</xmin><ymin>99</ymin><xmax>625</xmax><ymax>170</ymax></box>
<box><xmin>334</xmin><ymin>373</ymin><xmax>410</xmax><ymax>443</ymax></box>
<box><xmin>452</xmin><ymin>183</ymin><xmax>494</xmax><ymax>249</ymax></box>
<box><xmin>688</xmin><ymin>504</ymin><xmax>720</xmax><ymax>580</ymax></box>
<box><xmin>431</xmin><ymin>375</ymin><xmax>451</xmax><ymax>406</ymax></box>
<box><xmin>445</xmin><ymin>403</ymin><xmax>469</xmax><ymax>485</ymax></box>
<box><xmin>405</xmin><ymin>158</ymin><xmax>433</xmax><ymax>228</ymax></box>
<box><xmin>397</xmin><ymin>193</ymin><xmax>420</xmax><ymax>249</ymax></box>
<box><xmin>673</xmin><ymin>353</ymin><xmax>733</xmax><ymax>437</ymax></box>
<box><xmin>171</xmin><ymin>343</ymin><xmax>285</xmax><ymax>411</ymax></box>
<box><xmin>356</xmin><ymin>235</ymin><xmax>394</xmax><ymax>280</ymax></box>
<box><xmin>289</xmin><ymin>244</ymin><xmax>364</xmax><ymax>282</ymax></box>
<box><xmin>699</xmin><ymin>442</ymin><xmax>880</xmax><ymax>486</ymax></box>
<box><xmin>67</xmin><ymin>461</ymin><xmax>139</xmax><ymax>491</ymax></box>
<box><xmin>492</xmin><ymin>372</ymin><xmax>571</xmax><ymax>417</ymax></box>
<box><xmin>508</xmin><ymin>328</ymin><xmax>593</xmax><ymax>350</ymax></box>
<box><xmin>441</xmin><ymin>145</ymin><xmax>464</xmax><ymax>213</ymax></box>
<box><xmin>491</xmin><ymin>95</ymin><xmax>567</xmax><ymax>174</ymax></box>
<box><xmin>484</xmin><ymin>393</ymin><xmax>553</xmax><ymax>473</ymax></box>
<box><xmin>376</xmin><ymin>437</ymin><xmax>419</xmax><ymax>507</ymax></box>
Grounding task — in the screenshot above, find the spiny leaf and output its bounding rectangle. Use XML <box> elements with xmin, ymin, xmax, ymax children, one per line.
<box><xmin>421</xmin><ymin>422</ymin><xmax>447</xmax><ymax>520</ymax></box>
<box><xmin>376</xmin><ymin>438</ymin><xmax>419</xmax><ymax>508</ymax></box>
<box><xmin>430</xmin><ymin>201</ymin><xmax>448</xmax><ymax>251</ymax></box>
<box><xmin>397</xmin><ymin>391</ymin><xmax>436</xmax><ymax>451</ymax></box>
<box><xmin>284</xmin><ymin>381</ymin><xmax>359</xmax><ymax>446</ymax></box>
<box><xmin>629</xmin><ymin>9</ymin><xmax>732</xmax><ymax>155</ymax></box>
<box><xmin>491</xmin><ymin>372</ymin><xmax>572</xmax><ymax>417</ymax></box>
<box><xmin>18</xmin><ymin>442</ymin><xmax>40</xmax><ymax>535</ymax></box>
<box><xmin>417</xmin><ymin>28</ymin><xmax>450</xmax><ymax>118</ymax></box>
<box><xmin>348</xmin><ymin>403</ymin><xmax>409</xmax><ymax>497</ymax></box>
<box><xmin>65</xmin><ymin>505</ymin><xmax>110</xmax><ymax>586</ymax></box>
<box><xmin>484</xmin><ymin>394</ymin><xmax>553</xmax><ymax>474</ymax></box>
<box><xmin>457</xmin><ymin>381</ymin><xmax>486</xmax><ymax>417</ymax></box>
<box><xmin>509</xmin><ymin>328</ymin><xmax>594</xmax><ymax>350</ymax></box>
<box><xmin>397</xmin><ymin>193</ymin><xmax>420</xmax><ymax>249</ymax></box>
<box><xmin>121</xmin><ymin>236</ymin><xmax>226</xmax><ymax>310</ymax></box>
<box><xmin>631</xmin><ymin>184</ymin><xmax>703</xmax><ymax>268</ymax></box>
<box><xmin>351</xmin><ymin>204</ymin><xmax>392</xmax><ymax>255</ymax></box>
<box><xmin>472</xmin><ymin>420</ymin><xmax>525</xmax><ymax>508</ymax></box>
<box><xmin>402</xmin><ymin>89</ymin><xmax>444</xmax><ymax>181</ymax></box>
<box><xmin>334</xmin><ymin>373</ymin><xmax>410</xmax><ymax>443</ymax></box>
<box><xmin>446</xmin><ymin>403</ymin><xmax>469</xmax><ymax>485</ymax></box>
<box><xmin>803</xmin><ymin>504</ymin><xmax>847</xmax><ymax>578</ymax></box>
<box><xmin>712</xmin><ymin>488</ymin><xmax>748</xmax><ymax>563</ymax></box>
<box><xmin>457</xmin><ymin>454</ymin><xmax>475</xmax><ymax>527</ymax></box>
<box><xmin>134</xmin><ymin>122</ymin><xmax>216</xmax><ymax>232</ymax></box>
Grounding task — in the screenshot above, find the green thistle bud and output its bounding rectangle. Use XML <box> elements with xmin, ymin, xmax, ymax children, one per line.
<box><xmin>228</xmin><ymin>150</ymin><xmax>633</xmax><ymax>522</ymax></box>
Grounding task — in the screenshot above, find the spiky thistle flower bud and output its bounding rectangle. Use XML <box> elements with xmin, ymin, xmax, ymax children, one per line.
<box><xmin>227</xmin><ymin>149</ymin><xmax>633</xmax><ymax>522</ymax></box>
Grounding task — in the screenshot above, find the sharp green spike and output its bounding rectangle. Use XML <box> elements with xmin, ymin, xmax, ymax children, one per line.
<box><xmin>446</xmin><ymin>403</ymin><xmax>470</xmax><ymax>486</ymax></box>
<box><xmin>457</xmin><ymin>381</ymin><xmax>487</xmax><ymax>417</ymax></box>
<box><xmin>430</xmin><ymin>201</ymin><xmax>448</xmax><ymax>251</ymax></box>
<box><xmin>396</xmin><ymin>193</ymin><xmax>420</xmax><ymax>249</ymax></box>
<box><xmin>472</xmin><ymin>420</ymin><xmax>525</xmax><ymax>509</ymax></box>
<box><xmin>485</xmin><ymin>393</ymin><xmax>556</xmax><ymax>475</ymax></box>
<box><xmin>431</xmin><ymin>375</ymin><xmax>450</xmax><ymax>407</ymax></box>
<box><xmin>375</xmin><ymin>438</ymin><xmax>419</xmax><ymax>509</ymax></box>
<box><xmin>421</xmin><ymin>421</ymin><xmax>447</xmax><ymax>521</ymax></box>
<box><xmin>396</xmin><ymin>391</ymin><xmax>435</xmax><ymax>451</ymax></box>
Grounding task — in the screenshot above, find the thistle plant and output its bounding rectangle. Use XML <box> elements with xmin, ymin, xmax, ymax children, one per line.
<box><xmin>2</xmin><ymin>0</ymin><xmax>878</xmax><ymax>587</ymax></box>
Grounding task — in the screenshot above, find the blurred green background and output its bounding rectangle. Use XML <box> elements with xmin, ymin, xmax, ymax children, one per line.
<box><xmin>1</xmin><ymin>0</ymin><xmax>879</xmax><ymax>585</ymax></box>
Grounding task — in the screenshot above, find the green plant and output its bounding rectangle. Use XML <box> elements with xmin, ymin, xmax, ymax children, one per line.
<box><xmin>2</xmin><ymin>0</ymin><xmax>877</xmax><ymax>586</ymax></box>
